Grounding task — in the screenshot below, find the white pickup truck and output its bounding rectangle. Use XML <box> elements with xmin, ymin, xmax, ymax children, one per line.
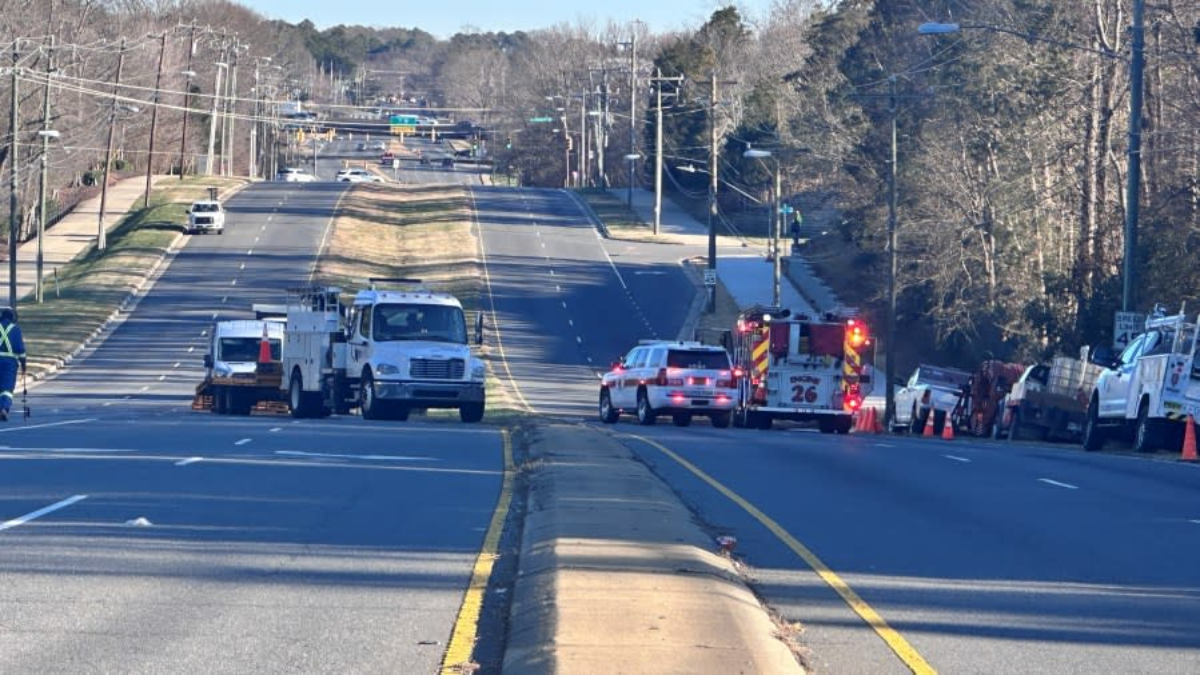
<box><xmin>187</xmin><ymin>199</ymin><xmax>225</xmax><ymax>234</ymax></box>
<box><xmin>1083</xmin><ymin>307</ymin><xmax>1199</xmax><ymax>452</ymax></box>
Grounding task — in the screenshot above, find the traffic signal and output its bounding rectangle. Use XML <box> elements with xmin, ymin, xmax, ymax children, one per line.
<box><xmin>846</xmin><ymin>319</ymin><xmax>869</xmax><ymax>348</ymax></box>
<box><xmin>566</xmin><ymin>135</ymin><xmax>573</xmax><ymax>151</ymax></box>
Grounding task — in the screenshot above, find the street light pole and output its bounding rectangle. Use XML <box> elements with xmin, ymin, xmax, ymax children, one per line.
<box><xmin>885</xmin><ymin>76</ymin><xmax>898</xmax><ymax>429</ymax></box>
<box><xmin>205</xmin><ymin>62</ymin><xmax>227</xmax><ymax>176</ymax></box>
<box><xmin>8</xmin><ymin>46</ymin><xmax>20</xmax><ymax>312</ymax></box>
<box><xmin>745</xmin><ymin>147</ymin><xmax>783</xmax><ymax>307</ymax></box>
<box><xmin>144</xmin><ymin>32</ymin><xmax>167</xmax><ymax>208</ymax></box>
<box><xmin>36</xmin><ymin>37</ymin><xmax>55</xmax><ymax>304</ymax></box>
<box><xmin>97</xmin><ymin>39</ymin><xmax>127</xmax><ymax>252</ymax></box>
<box><xmin>707</xmin><ymin>70</ymin><xmax>719</xmax><ymax>312</ymax></box>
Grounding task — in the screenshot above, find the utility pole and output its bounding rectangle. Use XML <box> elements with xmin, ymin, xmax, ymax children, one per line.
<box><xmin>37</xmin><ymin>36</ymin><xmax>55</xmax><ymax>303</ymax></box>
<box><xmin>885</xmin><ymin>76</ymin><xmax>898</xmax><ymax>428</ymax></box>
<box><xmin>222</xmin><ymin>43</ymin><xmax>240</xmax><ymax>177</ymax></box>
<box><xmin>144</xmin><ymin>32</ymin><xmax>167</xmax><ymax>207</ymax></box>
<box><xmin>1122</xmin><ymin>0</ymin><xmax>1145</xmax><ymax>312</ymax></box>
<box><xmin>9</xmin><ymin>46</ymin><xmax>20</xmax><ymax>312</ymax></box>
<box><xmin>627</xmin><ymin>30</ymin><xmax>637</xmax><ymax>206</ymax></box>
<box><xmin>206</xmin><ymin>54</ymin><xmax>227</xmax><ymax>176</ymax></box>
<box><xmin>707</xmin><ymin>70</ymin><xmax>718</xmax><ymax>312</ymax></box>
<box><xmin>98</xmin><ymin>38</ymin><xmax>127</xmax><ymax>252</ymax></box>
<box><xmin>178</xmin><ymin>23</ymin><xmax>197</xmax><ymax>180</ymax></box>
<box><xmin>647</xmin><ymin>70</ymin><xmax>682</xmax><ymax>236</ymax></box>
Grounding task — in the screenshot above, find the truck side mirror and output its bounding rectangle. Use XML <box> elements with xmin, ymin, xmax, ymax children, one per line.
<box><xmin>203</xmin><ymin>354</ymin><xmax>213</xmax><ymax>368</ymax></box>
<box><xmin>474</xmin><ymin>312</ymin><xmax>484</xmax><ymax>345</ymax></box>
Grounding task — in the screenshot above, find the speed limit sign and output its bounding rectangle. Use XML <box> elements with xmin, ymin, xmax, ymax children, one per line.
<box><xmin>703</xmin><ymin>269</ymin><xmax>717</xmax><ymax>286</ymax></box>
<box><xmin>1113</xmin><ymin>311</ymin><xmax>1144</xmax><ymax>350</ymax></box>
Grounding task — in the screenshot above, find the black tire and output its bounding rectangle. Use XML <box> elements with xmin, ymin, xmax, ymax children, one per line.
<box><xmin>1081</xmin><ymin>397</ymin><xmax>1107</xmax><ymax>452</ymax></box>
<box><xmin>460</xmin><ymin>402</ymin><xmax>484</xmax><ymax>423</ymax></box>
<box><xmin>672</xmin><ymin>413</ymin><xmax>692</xmax><ymax>427</ymax></box>
<box><xmin>361</xmin><ymin>371</ymin><xmax>385</xmax><ymax>420</ymax></box>
<box><xmin>755</xmin><ymin>412</ymin><xmax>773</xmax><ymax>430</ymax></box>
<box><xmin>1133</xmin><ymin>401</ymin><xmax>1158</xmax><ymax>453</ymax></box>
<box><xmin>599</xmin><ymin>389</ymin><xmax>619</xmax><ymax>424</ymax></box>
<box><xmin>289</xmin><ymin>371</ymin><xmax>311</xmax><ymax>418</ymax></box>
<box><xmin>818</xmin><ymin>417</ymin><xmax>835</xmax><ymax>434</ymax></box>
<box><xmin>636</xmin><ymin>389</ymin><xmax>657</xmax><ymax>426</ymax></box>
<box><xmin>710</xmin><ymin>411</ymin><xmax>731</xmax><ymax>429</ymax></box>
<box><xmin>835</xmin><ymin>417</ymin><xmax>853</xmax><ymax>434</ymax></box>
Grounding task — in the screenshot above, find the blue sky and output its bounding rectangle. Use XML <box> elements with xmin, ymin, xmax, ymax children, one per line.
<box><xmin>239</xmin><ymin>1</ymin><xmax>768</xmax><ymax>38</ymax></box>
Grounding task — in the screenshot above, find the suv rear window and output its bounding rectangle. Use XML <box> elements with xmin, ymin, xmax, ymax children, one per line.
<box><xmin>666</xmin><ymin>350</ymin><xmax>730</xmax><ymax>369</ymax></box>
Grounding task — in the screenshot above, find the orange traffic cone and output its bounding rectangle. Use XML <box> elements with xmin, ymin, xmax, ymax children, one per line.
<box><xmin>942</xmin><ymin>418</ymin><xmax>955</xmax><ymax>440</ymax></box>
<box><xmin>257</xmin><ymin>323</ymin><xmax>272</xmax><ymax>364</ymax></box>
<box><xmin>922</xmin><ymin>413</ymin><xmax>934</xmax><ymax>437</ymax></box>
<box><xmin>1182</xmin><ymin>415</ymin><xmax>1197</xmax><ymax>462</ymax></box>
<box><xmin>863</xmin><ymin>407</ymin><xmax>877</xmax><ymax>434</ymax></box>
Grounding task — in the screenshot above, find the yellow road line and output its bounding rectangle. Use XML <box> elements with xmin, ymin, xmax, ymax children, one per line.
<box><xmin>440</xmin><ymin>429</ymin><xmax>515</xmax><ymax>674</ymax></box>
<box><xmin>630</xmin><ymin>433</ymin><xmax>937</xmax><ymax>675</ymax></box>
<box><xmin>468</xmin><ymin>186</ymin><xmax>535</xmax><ymax>414</ymax></box>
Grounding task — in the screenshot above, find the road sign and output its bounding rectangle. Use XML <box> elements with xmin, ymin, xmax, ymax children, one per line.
<box><xmin>529</xmin><ymin>116</ymin><xmax>553</xmax><ymax>123</ymax></box>
<box><xmin>703</xmin><ymin>269</ymin><xmax>717</xmax><ymax>286</ymax></box>
<box><xmin>778</xmin><ymin>204</ymin><xmax>794</xmax><ymax>215</ymax></box>
<box><xmin>1113</xmin><ymin>311</ymin><xmax>1144</xmax><ymax>351</ymax></box>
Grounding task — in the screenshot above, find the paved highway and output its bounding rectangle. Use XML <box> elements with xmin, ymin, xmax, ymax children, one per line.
<box><xmin>1</xmin><ymin>181</ymin><xmax>507</xmax><ymax>673</ymax></box>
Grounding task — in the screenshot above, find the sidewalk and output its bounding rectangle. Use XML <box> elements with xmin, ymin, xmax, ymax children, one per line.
<box><xmin>607</xmin><ymin>187</ymin><xmax>834</xmax><ymax>318</ymax></box>
<box><xmin>8</xmin><ymin>175</ymin><xmax>163</xmax><ymax>306</ymax></box>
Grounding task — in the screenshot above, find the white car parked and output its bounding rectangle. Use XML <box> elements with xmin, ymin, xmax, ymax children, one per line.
<box><xmin>187</xmin><ymin>200</ymin><xmax>225</xmax><ymax>235</ymax></box>
<box><xmin>599</xmin><ymin>340</ymin><xmax>737</xmax><ymax>428</ymax></box>
<box><xmin>891</xmin><ymin>364</ymin><xmax>971</xmax><ymax>434</ymax></box>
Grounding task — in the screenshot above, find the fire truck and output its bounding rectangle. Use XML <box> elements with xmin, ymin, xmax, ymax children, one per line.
<box><xmin>725</xmin><ymin>305</ymin><xmax>873</xmax><ymax>432</ymax></box>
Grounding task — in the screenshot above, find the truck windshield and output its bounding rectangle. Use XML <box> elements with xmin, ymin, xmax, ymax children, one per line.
<box><xmin>219</xmin><ymin>337</ymin><xmax>280</xmax><ymax>362</ymax></box>
<box><xmin>372</xmin><ymin>303</ymin><xmax>467</xmax><ymax>344</ymax></box>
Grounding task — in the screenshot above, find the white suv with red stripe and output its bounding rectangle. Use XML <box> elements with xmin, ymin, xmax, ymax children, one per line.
<box><xmin>599</xmin><ymin>341</ymin><xmax>737</xmax><ymax>427</ymax></box>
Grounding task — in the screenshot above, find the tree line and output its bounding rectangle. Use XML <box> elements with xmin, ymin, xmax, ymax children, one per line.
<box><xmin>1</xmin><ymin>0</ymin><xmax>1196</xmax><ymax>370</ymax></box>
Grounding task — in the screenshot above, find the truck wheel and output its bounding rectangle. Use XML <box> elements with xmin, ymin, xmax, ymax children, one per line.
<box><xmin>361</xmin><ymin>372</ymin><xmax>385</xmax><ymax>420</ymax></box>
<box><xmin>835</xmin><ymin>416</ymin><xmax>853</xmax><ymax>434</ymax></box>
<box><xmin>755</xmin><ymin>412</ymin><xmax>773</xmax><ymax>430</ymax></box>
<box><xmin>636</xmin><ymin>389</ymin><xmax>657</xmax><ymax>426</ymax></box>
<box><xmin>1082</xmin><ymin>397</ymin><xmax>1107</xmax><ymax>451</ymax></box>
<box><xmin>672</xmin><ymin>413</ymin><xmax>692</xmax><ymax>427</ymax></box>
<box><xmin>710</xmin><ymin>411</ymin><xmax>731</xmax><ymax>429</ymax></box>
<box><xmin>289</xmin><ymin>372</ymin><xmax>312</xmax><ymax>418</ymax></box>
<box><xmin>459</xmin><ymin>402</ymin><xmax>484</xmax><ymax>423</ymax></box>
<box><xmin>1133</xmin><ymin>401</ymin><xmax>1158</xmax><ymax>453</ymax></box>
<box><xmin>818</xmin><ymin>417</ymin><xmax>835</xmax><ymax>433</ymax></box>
<box><xmin>599</xmin><ymin>390</ymin><xmax>619</xmax><ymax>424</ymax></box>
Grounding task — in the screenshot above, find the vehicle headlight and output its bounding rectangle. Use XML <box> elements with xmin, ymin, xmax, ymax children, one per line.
<box><xmin>471</xmin><ymin>362</ymin><xmax>486</xmax><ymax>381</ymax></box>
<box><xmin>375</xmin><ymin>363</ymin><xmax>401</xmax><ymax>376</ymax></box>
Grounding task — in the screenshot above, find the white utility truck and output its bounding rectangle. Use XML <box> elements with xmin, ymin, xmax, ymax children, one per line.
<box><xmin>281</xmin><ymin>280</ymin><xmax>486</xmax><ymax>421</ymax></box>
<box><xmin>1082</xmin><ymin>305</ymin><xmax>1198</xmax><ymax>452</ymax></box>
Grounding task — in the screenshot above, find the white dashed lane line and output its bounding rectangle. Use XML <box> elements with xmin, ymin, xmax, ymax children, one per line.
<box><xmin>1038</xmin><ymin>478</ymin><xmax>1078</xmax><ymax>490</ymax></box>
<box><xmin>175</xmin><ymin>457</ymin><xmax>203</xmax><ymax>466</ymax></box>
<box><xmin>943</xmin><ymin>455</ymin><xmax>971</xmax><ymax>463</ymax></box>
<box><xmin>234</xmin><ymin>438</ymin><xmax>252</xmax><ymax>446</ymax></box>
<box><xmin>0</xmin><ymin>495</ymin><xmax>88</xmax><ymax>532</ymax></box>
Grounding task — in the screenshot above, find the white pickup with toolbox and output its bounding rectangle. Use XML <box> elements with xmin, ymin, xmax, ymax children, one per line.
<box><xmin>1083</xmin><ymin>306</ymin><xmax>1200</xmax><ymax>452</ymax></box>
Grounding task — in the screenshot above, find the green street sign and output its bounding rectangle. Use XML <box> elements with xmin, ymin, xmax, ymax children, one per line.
<box><xmin>529</xmin><ymin>116</ymin><xmax>553</xmax><ymax>123</ymax></box>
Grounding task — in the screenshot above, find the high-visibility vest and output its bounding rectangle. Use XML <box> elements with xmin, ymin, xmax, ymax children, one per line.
<box><xmin>0</xmin><ymin>323</ymin><xmax>22</xmax><ymax>358</ymax></box>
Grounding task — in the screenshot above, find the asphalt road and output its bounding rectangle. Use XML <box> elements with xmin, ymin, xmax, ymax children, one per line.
<box><xmin>1</xmin><ymin>181</ymin><xmax>507</xmax><ymax>673</ymax></box>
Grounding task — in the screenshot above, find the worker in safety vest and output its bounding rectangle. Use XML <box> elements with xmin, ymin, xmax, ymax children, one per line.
<box><xmin>0</xmin><ymin>307</ymin><xmax>27</xmax><ymax>422</ymax></box>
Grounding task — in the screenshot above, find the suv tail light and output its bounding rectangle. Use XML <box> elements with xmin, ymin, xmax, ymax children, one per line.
<box><xmin>716</xmin><ymin>370</ymin><xmax>735</xmax><ymax>388</ymax></box>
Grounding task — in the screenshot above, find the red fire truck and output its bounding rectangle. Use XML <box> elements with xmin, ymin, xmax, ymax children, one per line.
<box><xmin>725</xmin><ymin>306</ymin><xmax>873</xmax><ymax>432</ymax></box>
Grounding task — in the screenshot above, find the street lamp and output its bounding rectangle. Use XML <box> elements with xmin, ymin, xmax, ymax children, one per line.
<box><xmin>744</xmin><ymin>147</ymin><xmax>782</xmax><ymax>308</ymax></box>
<box><xmin>919</xmin><ymin>9</ymin><xmax>1146</xmax><ymax>312</ymax></box>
